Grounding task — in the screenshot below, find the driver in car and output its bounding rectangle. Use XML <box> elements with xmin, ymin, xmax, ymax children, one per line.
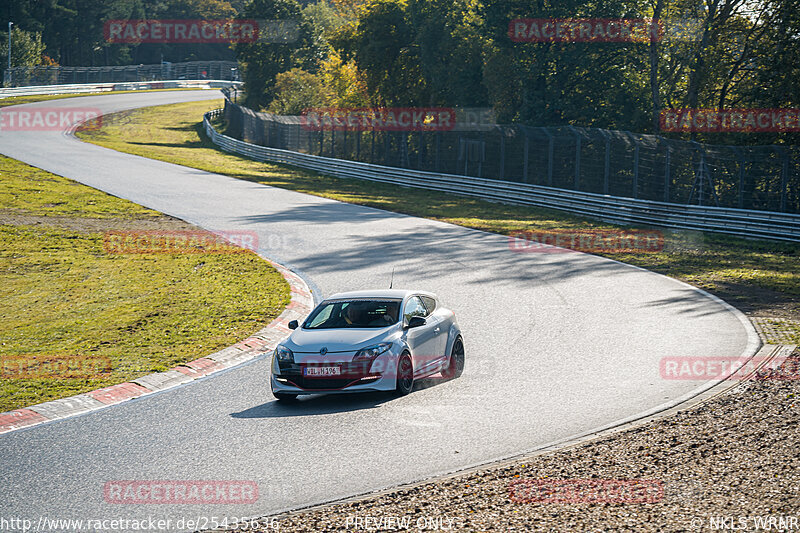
<box><xmin>327</xmin><ymin>303</ymin><xmax>366</xmax><ymax>327</ymax></box>
<box><xmin>344</xmin><ymin>304</ymin><xmax>366</xmax><ymax>326</ymax></box>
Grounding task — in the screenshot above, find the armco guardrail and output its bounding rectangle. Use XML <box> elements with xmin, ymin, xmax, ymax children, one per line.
<box><xmin>0</xmin><ymin>80</ymin><xmax>241</xmax><ymax>98</ymax></box>
<box><xmin>203</xmin><ymin>109</ymin><xmax>800</xmax><ymax>242</ymax></box>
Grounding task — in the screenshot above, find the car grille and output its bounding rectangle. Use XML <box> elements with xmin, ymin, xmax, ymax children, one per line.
<box><xmin>277</xmin><ymin>360</ymin><xmax>377</xmax><ymax>390</ymax></box>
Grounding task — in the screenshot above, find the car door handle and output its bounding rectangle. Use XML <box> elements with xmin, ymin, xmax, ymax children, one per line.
<box><xmin>434</xmin><ymin>327</ymin><xmax>440</xmax><ymax>333</ymax></box>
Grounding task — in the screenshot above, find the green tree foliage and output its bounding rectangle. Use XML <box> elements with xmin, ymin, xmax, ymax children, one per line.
<box><xmin>2</xmin><ymin>0</ymin><xmax>797</xmax><ymax>142</ymax></box>
<box><xmin>268</xmin><ymin>67</ymin><xmax>328</xmax><ymax>113</ymax></box>
<box><xmin>302</xmin><ymin>0</ymin><xmax>349</xmax><ymax>54</ymax></box>
<box><xmin>336</xmin><ymin>0</ymin><xmax>419</xmax><ymax>105</ymax></box>
<box><xmin>407</xmin><ymin>0</ymin><xmax>488</xmax><ymax>107</ymax></box>
<box><xmin>744</xmin><ymin>0</ymin><xmax>800</xmax><ymax>144</ymax></box>
<box><xmin>0</xmin><ymin>0</ymin><xmax>241</xmax><ymax>67</ymax></box>
<box><xmin>0</xmin><ymin>27</ymin><xmax>47</xmax><ymax>81</ymax></box>
<box><xmin>330</xmin><ymin>0</ymin><xmax>487</xmax><ymax>107</ymax></box>
<box><xmin>266</xmin><ymin>52</ymin><xmax>369</xmax><ymax>113</ymax></box>
<box><xmin>481</xmin><ymin>0</ymin><xmax>654</xmax><ymax>128</ymax></box>
<box><xmin>235</xmin><ymin>0</ymin><xmax>318</xmax><ymax>109</ymax></box>
<box><xmin>322</xmin><ymin>0</ymin><xmax>797</xmax><ymax>142</ymax></box>
<box><xmin>319</xmin><ymin>50</ymin><xmax>370</xmax><ymax>107</ymax></box>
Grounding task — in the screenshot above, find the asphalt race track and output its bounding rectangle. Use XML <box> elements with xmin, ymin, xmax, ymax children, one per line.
<box><xmin>0</xmin><ymin>91</ymin><xmax>759</xmax><ymax>528</ymax></box>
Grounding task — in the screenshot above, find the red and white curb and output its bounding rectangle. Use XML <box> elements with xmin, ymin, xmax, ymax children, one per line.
<box><xmin>0</xmin><ymin>258</ymin><xmax>314</xmax><ymax>435</ymax></box>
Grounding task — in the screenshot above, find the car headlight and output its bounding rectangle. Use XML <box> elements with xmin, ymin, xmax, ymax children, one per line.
<box><xmin>275</xmin><ymin>344</ymin><xmax>294</xmax><ymax>362</ymax></box>
<box><xmin>353</xmin><ymin>343</ymin><xmax>392</xmax><ymax>361</ymax></box>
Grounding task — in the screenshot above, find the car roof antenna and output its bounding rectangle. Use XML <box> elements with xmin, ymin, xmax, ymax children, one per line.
<box><xmin>389</xmin><ymin>267</ymin><xmax>395</xmax><ymax>289</ymax></box>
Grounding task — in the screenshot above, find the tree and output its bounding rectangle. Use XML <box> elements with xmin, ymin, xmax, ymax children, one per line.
<box><xmin>745</xmin><ymin>0</ymin><xmax>800</xmax><ymax>145</ymax></box>
<box><xmin>302</xmin><ymin>0</ymin><xmax>349</xmax><ymax>54</ymax></box>
<box><xmin>0</xmin><ymin>0</ymin><xmax>244</xmax><ymax>67</ymax></box>
<box><xmin>649</xmin><ymin>0</ymin><xmax>665</xmax><ymax>132</ymax></box>
<box><xmin>1</xmin><ymin>27</ymin><xmax>46</xmax><ymax>82</ymax></box>
<box><xmin>407</xmin><ymin>0</ymin><xmax>489</xmax><ymax>107</ymax></box>
<box><xmin>338</xmin><ymin>0</ymin><xmax>421</xmax><ymax>105</ymax></box>
<box><xmin>268</xmin><ymin>67</ymin><xmax>329</xmax><ymax>114</ymax></box>
<box><xmin>236</xmin><ymin>0</ymin><xmax>318</xmax><ymax>109</ymax></box>
<box><xmin>481</xmin><ymin>0</ymin><xmax>652</xmax><ymax>128</ymax></box>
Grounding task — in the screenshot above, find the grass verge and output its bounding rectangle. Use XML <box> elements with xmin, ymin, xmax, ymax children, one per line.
<box><xmin>76</xmin><ymin>99</ymin><xmax>800</xmax><ymax>332</ymax></box>
<box><xmin>0</xmin><ymin>155</ymin><xmax>290</xmax><ymax>412</ymax></box>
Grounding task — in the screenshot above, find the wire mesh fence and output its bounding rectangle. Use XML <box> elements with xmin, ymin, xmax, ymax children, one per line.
<box><xmin>3</xmin><ymin>61</ymin><xmax>239</xmax><ymax>87</ymax></box>
<box><xmin>220</xmin><ymin>95</ymin><xmax>800</xmax><ymax>214</ymax></box>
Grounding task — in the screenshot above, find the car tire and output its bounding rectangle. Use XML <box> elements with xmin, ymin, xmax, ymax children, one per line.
<box><xmin>273</xmin><ymin>392</ymin><xmax>298</xmax><ymax>402</ymax></box>
<box><xmin>394</xmin><ymin>353</ymin><xmax>414</xmax><ymax>396</ymax></box>
<box><xmin>441</xmin><ymin>337</ymin><xmax>465</xmax><ymax>380</ymax></box>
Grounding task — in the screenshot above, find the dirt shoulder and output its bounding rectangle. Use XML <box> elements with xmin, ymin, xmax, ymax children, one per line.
<box><xmin>0</xmin><ymin>209</ymin><xmax>195</xmax><ymax>233</ymax></box>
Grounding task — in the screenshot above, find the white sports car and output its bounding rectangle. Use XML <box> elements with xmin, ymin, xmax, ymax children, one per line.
<box><xmin>270</xmin><ymin>289</ymin><xmax>464</xmax><ymax>401</ymax></box>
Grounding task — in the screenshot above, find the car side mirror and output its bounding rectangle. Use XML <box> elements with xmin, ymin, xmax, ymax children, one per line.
<box><xmin>288</xmin><ymin>320</ymin><xmax>299</xmax><ymax>330</ymax></box>
<box><xmin>405</xmin><ymin>316</ymin><xmax>426</xmax><ymax>329</ymax></box>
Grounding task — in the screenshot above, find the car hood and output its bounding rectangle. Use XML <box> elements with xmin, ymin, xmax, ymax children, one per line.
<box><xmin>284</xmin><ymin>326</ymin><xmax>398</xmax><ymax>353</ymax></box>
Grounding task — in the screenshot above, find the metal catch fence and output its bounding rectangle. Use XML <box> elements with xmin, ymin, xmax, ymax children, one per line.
<box><xmin>4</xmin><ymin>61</ymin><xmax>239</xmax><ymax>87</ymax></box>
<box><xmin>221</xmin><ymin>95</ymin><xmax>800</xmax><ymax>215</ymax></box>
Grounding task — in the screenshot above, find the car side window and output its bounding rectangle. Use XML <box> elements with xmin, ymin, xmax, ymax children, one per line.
<box><xmin>404</xmin><ymin>296</ymin><xmax>427</xmax><ymax>322</ymax></box>
<box><xmin>420</xmin><ymin>296</ymin><xmax>436</xmax><ymax>315</ymax></box>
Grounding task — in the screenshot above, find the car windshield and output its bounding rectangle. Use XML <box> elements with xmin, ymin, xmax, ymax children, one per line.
<box><xmin>303</xmin><ymin>299</ymin><xmax>402</xmax><ymax>329</ymax></box>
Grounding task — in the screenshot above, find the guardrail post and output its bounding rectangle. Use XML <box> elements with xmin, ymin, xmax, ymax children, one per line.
<box><xmin>778</xmin><ymin>146</ymin><xmax>789</xmax><ymax>212</ymax></box>
<box><xmin>523</xmin><ymin>130</ymin><xmax>529</xmax><ymax>183</ymax></box>
<box><xmin>598</xmin><ymin>130</ymin><xmax>611</xmax><ymax>194</ymax></box>
<box><xmin>435</xmin><ymin>132</ymin><xmax>441</xmax><ymax>172</ymax></box>
<box><xmin>257</xmin><ymin>117</ymin><xmax>269</xmax><ymax>146</ymax></box>
<box><xmin>460</xmin><ymin>139</ymin><xmax>467</xmax><ymax>175</ymax></box>
<box><xmin>626</xmin><ymin>132</ymin><xmax>640</xmax><ymax>199</ymax></box>
<box><xmin>569</xmin><ymin>126</ymin><xmax>581</xmax><ymax>190</ymax></box>
<box><xmin>688</xmin><ymin>141</ymin><xmax>714</xmax><ymax>206</ymax></box>
<box><xmin>699</xmin><ymin>150</ymin><xmax>705</xmax><ymax>206</ymax></box>
<box><xmin>664</xmin><ymin>145</ymin><xmax>671</xmax><ymax>203</ymax></box>
<box><xmin>418</xmin><ymin>132</ymin><xmax>423</xmax><ymax>170</ymax></box>
<box><xmin>542</xmin><ymin>128</ymin><xmax>554</xmax><ymax>187</ymax></box>
<box><xmin>499</xmin><ymin>126</ymin><xmax>505</xmax><ymax>180</ymax></box>
<box><xmin>734</xmin><ymin>147</ymin><xmax>745</xmax><ymax>209</ymax></box>
<box><xmin>479</xmin><ymin>132</ymin><xmax>485</xmax><ymax>178</ymax></box>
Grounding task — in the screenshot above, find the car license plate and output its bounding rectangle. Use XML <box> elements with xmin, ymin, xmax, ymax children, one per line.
<box><xmin>304</xmin><ymin>366</ymin><xmax>341</xmax><ymax>377</ymax></box>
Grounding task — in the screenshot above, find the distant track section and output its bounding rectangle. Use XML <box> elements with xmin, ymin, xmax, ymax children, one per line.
<box><xmin>0</xmin><ymin>80</ymin><xmax>241</xmax><ymax>98</ymax></box>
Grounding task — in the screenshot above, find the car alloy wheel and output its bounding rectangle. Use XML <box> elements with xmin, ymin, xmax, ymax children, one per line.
<box><xmin>395</xmin><ymin>353</ymin><xmax>414</xmax><ymax>396</ymax></box>
<box><xmin>441</xmin><ymin>337</ymin><xmax>465</xmax><ymax>379</ymax></box>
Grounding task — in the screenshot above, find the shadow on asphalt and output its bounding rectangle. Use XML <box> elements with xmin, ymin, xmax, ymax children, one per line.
<box><xmin>643</xmin><ymin>288</ymin><xmax>730</xmax><ymax>317</ymax></box>
<box><xmin>235</xmin><ymin>206</ymin><xmax>733</xmax><ymax>315</ymax></box>
<box><xmin>229</xmin><ymin>377</ymin><xmax>447</xmax><ymax>418</ymax></box>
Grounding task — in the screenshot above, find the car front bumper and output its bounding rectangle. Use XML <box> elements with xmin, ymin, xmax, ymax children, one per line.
<box><xmin>270</xmin><ymin>353</ymin><xmax>399</xmax><ymax>394</ymax></box>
